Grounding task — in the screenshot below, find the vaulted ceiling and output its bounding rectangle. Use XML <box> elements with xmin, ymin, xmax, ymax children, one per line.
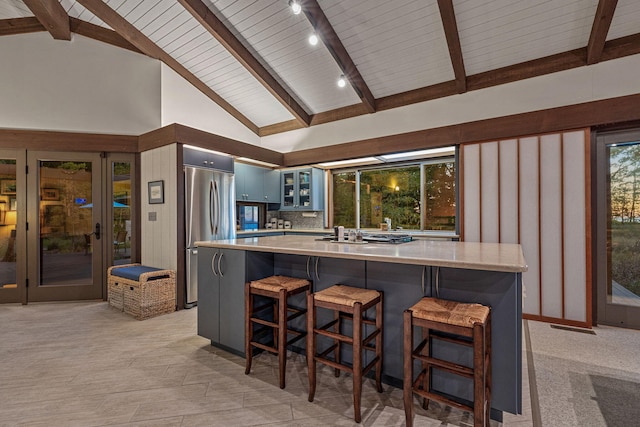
<box><xmin>1</xmin><ymin>0</ymin><xmax>639</xmax><ymax>137</ymax></box>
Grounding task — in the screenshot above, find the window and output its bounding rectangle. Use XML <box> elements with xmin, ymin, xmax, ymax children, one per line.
<box><xmin>331</xmin><ymin>156</ymin><xmax>455</xmax><ymax>231</ymax></box>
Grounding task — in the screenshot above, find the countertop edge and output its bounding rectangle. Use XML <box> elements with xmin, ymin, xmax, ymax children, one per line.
<box><xmin>196</xmin><ymin>236</ymin><xmax>527</xmax><ymax>273</ymax></box>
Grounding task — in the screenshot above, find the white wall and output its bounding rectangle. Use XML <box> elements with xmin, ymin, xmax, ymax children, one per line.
<box><xmin>0</xmin><ymin>32</ymin><xmax>161</xmax><ymax>135</ymax></box>
<box><xmin>261</xmin><ymin>54</ymin><xmax>640</xmax><ymax>153</ymax></box>
<box><xmin>160</xmin><ymin>63</ymin><xmax>261</xmax><ymax>146</ymax></box>
<box><xmin>141</xmin><ymin>144</ymin><xmax>178</xmax><ymax>271</ymax></box>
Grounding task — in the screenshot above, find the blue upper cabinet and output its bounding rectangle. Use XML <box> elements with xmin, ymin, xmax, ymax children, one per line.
<box><xmin>235</xmin><ymin>163</ymin><xmax>281</xmax><ymax>203</ymax></box>
<box><xmin>281</xmin><ymin>168</ymin><xmax>324</xmax><ymax>211</ymax></box>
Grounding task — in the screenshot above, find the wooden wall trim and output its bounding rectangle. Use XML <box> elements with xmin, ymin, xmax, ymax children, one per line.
<box><xmin>0</xmin><ymin>129</ymin><xmax>138</xmax><ymax>152</ymax></box>
<box><xmin>137</xmin><ymin>123</ymin><xmax>283</xmax><ymax>165</ymax></box>
<box><xmin>523</xmin><ymin>313</ymin><xmax>591</xmax><ymax>329</ymax></box>
<box><xmin>138</xmin><ymin>124</ymin><xmax>179</xmax><ymax>152</ymax></box>
<box><xmin>584</xmin><ymin>129</ymin><xmax>594</xmax><ymax>326</ymax></box>
<box><xmin>283</xmin><ymin>93</ymin><xmax>640</xmax><ymax>167</ymax></box>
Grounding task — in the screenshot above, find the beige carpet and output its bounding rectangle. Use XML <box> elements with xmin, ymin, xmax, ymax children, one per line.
<box><xmin>527</xmin><ymin>320</ymin><xmax>640</xmax><ymax>427</ymax></box>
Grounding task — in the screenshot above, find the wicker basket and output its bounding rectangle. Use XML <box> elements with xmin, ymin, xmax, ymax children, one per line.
<box><xmin>108</xmin><ymin>264</ymin><xmax>176</xmax><ymax>320</ymax></box>
<box><xmin>107</xmin><ymin>264</ymin><xmax>131</xmax><ymax>311</ymax></box>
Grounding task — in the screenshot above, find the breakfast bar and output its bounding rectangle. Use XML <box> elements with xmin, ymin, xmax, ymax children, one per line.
<box><xmin>196</xmin><ymin>235</ymin><xmax>527</xmax><ymax>419</ymax></box>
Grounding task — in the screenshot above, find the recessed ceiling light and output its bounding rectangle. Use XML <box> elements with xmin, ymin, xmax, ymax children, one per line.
<box><xmin>308</xmin><ymin>33</ymin><xmax>318</xmax><ymax>46</ymax></box>
<box><xmin>337</xmin><ymin>74</ymin><xmax>346</xmax><ymax>88</ymax></box>
<box><xmin>289</xmin><ymin>0</ymin><xmax>301</xmax><ymax>15</ymax></box>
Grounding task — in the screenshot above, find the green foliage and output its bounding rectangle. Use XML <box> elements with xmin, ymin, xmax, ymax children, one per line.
<box><xmin>610</xmin><ymin>222</ymin><xmax>640</xmax><ymax>296</ymax></box>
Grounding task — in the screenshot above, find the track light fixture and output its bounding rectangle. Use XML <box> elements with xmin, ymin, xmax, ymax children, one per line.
<box><xmin>289</xmin><ymin>0</ymin><xmax>302</xmax><ymax>15</ymax></box>
<box><xmin>337</xmin><ymin>74</ymin><xmax>346</xmax><ymax>88</ymax></box>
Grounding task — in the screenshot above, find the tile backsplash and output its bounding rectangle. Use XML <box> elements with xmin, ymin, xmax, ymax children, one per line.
<box><xmin>268</xmin><ymin>210</ymin><xmax>324</xmax><ymax>229</ymax></box>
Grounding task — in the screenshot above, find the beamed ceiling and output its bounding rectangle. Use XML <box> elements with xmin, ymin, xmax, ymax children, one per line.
<box><xmin>1</xmin><ymin>0</ymin><xmax>639</xmax><ymax>137</ymax></box>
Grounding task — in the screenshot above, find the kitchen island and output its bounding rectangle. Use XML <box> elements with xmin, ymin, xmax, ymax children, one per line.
<box><xmin>196</xmin><ymin>235</ymin><xmax>527</xmax><ymax>419</ymax></box>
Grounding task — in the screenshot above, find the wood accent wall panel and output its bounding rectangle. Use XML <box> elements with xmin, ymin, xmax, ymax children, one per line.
<box><xmin>539</xmin><ymin>134</ymin><xmax>564</xmax><ymax>319</ymax></box>
<box><xmin>462</xmin><ymin>144</ymin><xmax>480</xmax><ymax>242</ymax></box>
<box><xmin>562</xmin><ymin>130</ymin><xmax>588</xmax><ymax>322</ymax></box>
<box><xmin>480</xmin><ymin>142</ymin><xmax>500</xmax><ymax>243</ymax></box>
<box><xmin>461</xmin><ymin>129</ymin><xmax>590</xmax><ymax>326</ymax></box>
<box><xmin>518</xmin><ymin>137</ymin><xmax>541</xmax><ymax>316</ymax></box>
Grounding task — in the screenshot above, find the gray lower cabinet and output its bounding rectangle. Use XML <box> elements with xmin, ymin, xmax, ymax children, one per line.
<box><xmin>274</xmin><ymin>254</ymin><xmax>365</xmax><ymax>358</ymax></box>
<box><xmin>197</xmin><ymin>247</ymin><xmax>219</xmax><ymax>343</ymax></box>
<box><xmin>365</xmin><ymin>261</ymin><xmax>427</xmax><ymax>383</ymax></box>
<box><xmin>197</xmin><ymin>247</ymin><xmax>273</xmax><ymax>355</ymax></box>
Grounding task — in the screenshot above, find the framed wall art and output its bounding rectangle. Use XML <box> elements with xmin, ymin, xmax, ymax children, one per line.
<box><xmin>148</xmin><ymin>180</ymin><xmax>164</xmax><ymax>204</ymax></box>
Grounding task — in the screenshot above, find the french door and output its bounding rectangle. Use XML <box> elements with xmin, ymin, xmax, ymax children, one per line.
<box><xmin>596</xmin><ymin>130</ymin><xmax>640</xmax><ymax>329</ymax></box>
<box><xmin>0</xmin><ymin>150</ymin><xmax>25</xmax><ymax>304</ymax></box>
<box><xmin>26</xmin><ymin>152</ymin><xmax>104</xmax><ymax>302</ymax></box>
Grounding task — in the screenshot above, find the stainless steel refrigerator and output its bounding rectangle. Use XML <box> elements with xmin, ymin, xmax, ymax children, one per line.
<box><xmin>184</xmin><ymin>147</ymin><xmax>236</xmax><ymax>307</ymax></box>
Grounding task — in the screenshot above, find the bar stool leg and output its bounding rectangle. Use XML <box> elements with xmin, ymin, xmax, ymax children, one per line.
<box><xmin>375</xmin><ymin>293</ymin><xmax>383</xmax><ymax>392</ymax></box>
<box><xmin>278</xmin><ymin>288</ymin><xmax>287</xmax><ymax>389</ymax></box>
<box><xmin>422</xmin><ymin>327</ymin><xmax>430</xmax><ymax>409</ymax></box>
<box><xmin>485</xmin><ymin>317</ymin><xmax>492</xmax><ymax>425</ymax></box>
<box><xmin>403</xmin><ymin>310</ymin><xmax>414</xmax><ymax>427</ymax></box>
<box><xmin>307</xmin><ymin>292</ymin><xmax>317</xmax><ymax>402</ymax></box>
<box><xmin>352</xmin><ymin>302</ymin><xmax>363</xmax><ymax>424</ymax></box>
<box><xmin>334</xmin><ymin>309</ymin><xmax>341</xmax><ymax>377</ymax></box>
<box><xmin>244</xmin><ymin>282</ymin><xmax>253</xmax><ymax>375</ymax></box>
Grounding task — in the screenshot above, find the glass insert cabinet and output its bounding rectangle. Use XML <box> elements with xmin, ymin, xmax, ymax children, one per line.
<box><xmin>281</xmin><ymin>168</ymin><xmax>324</xmax><ymax>210</ymax></box>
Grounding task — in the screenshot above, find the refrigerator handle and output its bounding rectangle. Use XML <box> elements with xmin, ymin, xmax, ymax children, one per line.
<box><xmin>209</xmin><ymin>181</ymin><xmax>215</xmax><ymax>235</ymax></box>
<box><xmin>213</xmin><ymin>180</ymin><xmax>220</xmax><ymax>235</ymax></box>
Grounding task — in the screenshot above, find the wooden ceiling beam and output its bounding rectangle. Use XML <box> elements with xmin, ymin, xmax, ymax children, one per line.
<box><xmin>283</xmin><ymin>93</ymin><xmax>640</xmax><ymax>167</ymax></box>
<box><xmin>178</xmin><ymin>0</ymin><xmax>311</xmax><ymax>127</ymax></box>
<box><xmin>437</xmin><ymin>0</ymin><xmax>466</xmax><ymax>93</ymax></box>
<box><xmin>0</xmin><ymin>17</ymin><xmax>45</xmax><ymax>36</ymax></box>
<box><xmin>23</xmin><ymin>0</ymin><xmax>70</xmax><ymax>40</ymax></box>
<box><xmin>69</xmin><ymin>17</ymin><xmax>141</xmax><ymax>54</ymax></box>
<box><xmin>587</xmin><ymin>0</ymin><xmax>618</xmax><ymax>65</ymax></box>
<box><xmin>301</xmin><ymin>0</ymin><xmax>376</xmax><ymax>113</ymax></box>
<box><xmin>76</xmin><ymin>0</ymin><xmax>259</xmax><ymax>135</ymax></box>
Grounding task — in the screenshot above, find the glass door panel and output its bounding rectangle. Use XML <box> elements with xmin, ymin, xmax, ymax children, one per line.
<box><xmin>0</xmin><ymin>158</ymin><xmax>19</xmax><ymax>303</ymax></box>
<box><xmin>112</xmin><ymin>161</ymin><xmax>131</xmax><ymax>265</ymax></box>
<box><xmin>27</xmin><ymin>152</ymin><xmax>103</xmax><ymax>302</ymax></box>
<box><xmin>596</xmin><ymin>132</ymin><xmax>640</xmax><ymax>329</ymax></box>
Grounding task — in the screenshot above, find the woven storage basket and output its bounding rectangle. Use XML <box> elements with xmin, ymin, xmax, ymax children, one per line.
<box><xmin>109</xmin><ymin>264</ymin><xmax>176</xmax><ymax>320</ymax></box>
<box><xmin>107</xmin><ymin>264</ymin><xmax>132</xmax><ymax>311</ymax></box>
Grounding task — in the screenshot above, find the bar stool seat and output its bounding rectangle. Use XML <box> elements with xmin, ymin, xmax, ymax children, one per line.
<box><xmin>307</xmin><ymin>285</ymin><xmax>383</xmax><ymax>423</ymax></box>
<box><xmin>404</xmin><ymin>297</ymin><xmax>491</xmax><ymax>427</ymax></box>
<box><xmin>245</xmin><ymin>275</ymin><xmax>311</xmax><ymax>389</ymax></box>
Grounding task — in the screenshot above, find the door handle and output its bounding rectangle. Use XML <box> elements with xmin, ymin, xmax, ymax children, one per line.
<box><xmin>212</xmin><ymin>252</ymin><xmax>218</xmax><ymax>276</ymax></box>
<box><xmin>306</xmin><ymin>256</ymin><xmax>312</xmax><ymax>280</ymax></box>
<box><xmin>94</xmin><ymin>223</ymin><xmax>101</xmax><ymax>240</ymax></box>
<box><xmin>218</xmin><ymin>252</ymin><xmax>224</xmax><ymax>277</ymax></box>
<box><xmin>314</xmin><ymin>257</ymin><xmax>320</xmax><ymax>281</ymax></box>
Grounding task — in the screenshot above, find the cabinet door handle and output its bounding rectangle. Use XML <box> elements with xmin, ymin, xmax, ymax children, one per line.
<box><xmin>306</xmin><ymin>256</ymin><xmax>312</xmax><ymax>280</ymax></box>
<box><xmin>212</xmin><ymin>252</ymin><xmax>218</xmax><ymax>276</ymax></box>
<box><xmin>421</xmin><ymin>265</ymin><xmax>426</xmax><ymax>295</ymax></box>
<box><xmin>315</xmin><ymin>257</ymin><xmax>320</xmax><ymax>281</ymax></box>
<box><xmin>218</xmin><ymin>252</ymin><xmax>224</xmax><ymax>277</ymax></box>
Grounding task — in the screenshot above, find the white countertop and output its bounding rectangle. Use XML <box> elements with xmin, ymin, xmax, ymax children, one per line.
<box><xmin>236</xmin><ymin>228</ymin><xmax>459</xmax><ymax>239</ymax></box>
<box><xmin>197</xmin><ymin>235</ymin><xmax>527</xmax><ymax>273</ymax></box>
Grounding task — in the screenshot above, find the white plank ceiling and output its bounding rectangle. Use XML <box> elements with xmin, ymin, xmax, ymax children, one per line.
<box><xmin>2</xmin><ymin>0</ymin><xmax>640</xmax><ymax>132</ymax></box>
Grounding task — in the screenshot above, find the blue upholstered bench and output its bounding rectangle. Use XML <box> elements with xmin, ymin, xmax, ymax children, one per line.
<box><xmin>107</xmin><ymin>263</ymin><xmax>176</xmax><ymax>320</ymax></box>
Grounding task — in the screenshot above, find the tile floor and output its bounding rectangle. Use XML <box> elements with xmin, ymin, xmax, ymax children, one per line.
<box><xmin>0</xmin><ymin>302</ymin><xmax>532</xmax><ymax>426</ymax></box>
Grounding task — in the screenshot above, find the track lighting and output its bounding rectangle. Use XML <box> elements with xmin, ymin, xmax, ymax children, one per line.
<box><xmin>337</xmin><ymin>74</ymin><xmax>346</xmax><ymax>88</ymax></box>
<box><xmin>289</xmin><ymin>0</ymin><xmax>301</xmax><ymax>15</ymax></box>
<box><xmin>308</xmin><ymin>32</ymin><xmax>318</xmax><ymax>46</ymax></box>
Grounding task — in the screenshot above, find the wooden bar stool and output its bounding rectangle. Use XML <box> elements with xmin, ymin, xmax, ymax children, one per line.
<box><xmin>307</xmin><ymin>285</ymin><xmax>383</xmax><ymax>423</ymax></box>
<box><xmin>245</xmin><ymin>275</ymin><xmax>311</xmax><ymax>389</ymax></box>
<box><xmin>403</xmin><ymin>297</ymin><xmax>491</xmax><ymax>427</ymax></box>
